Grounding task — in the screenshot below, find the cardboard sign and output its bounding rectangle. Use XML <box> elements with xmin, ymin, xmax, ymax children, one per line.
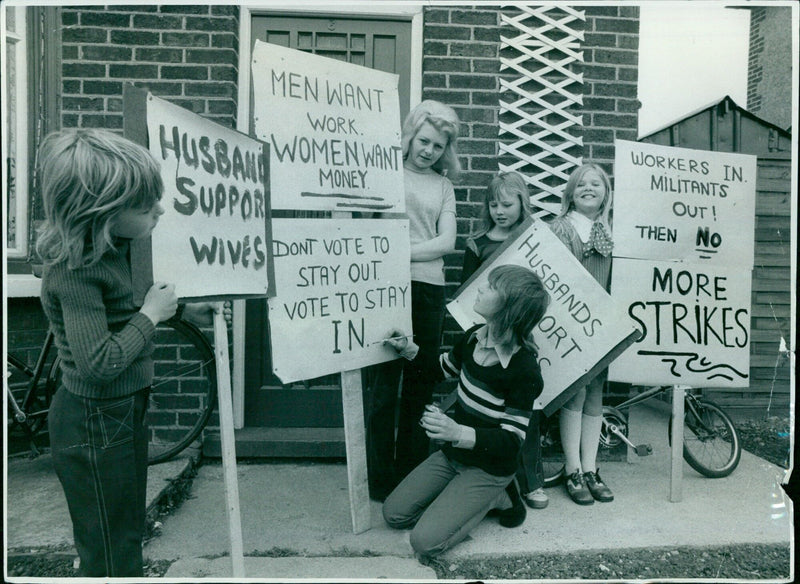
<box><xmin>268</xmin><ymin>219</ymin><xmax>412</xmax><ymax>384</ymax></box>
<box><xmin>613</xmin><ymin>140</ymin><xmax>757</xmax><ymax>265</ymax></box>
<box><xmin>608</xmin><ymin>258</ymin><xmax>751</xmax><ymax>387</ymax></box>
<box><xmin>447</xmin><ymin>218</ymin><xmax>640</xmax><ymax>416</ymax></box>
<box><xmin>132</xmin><ymin>91</ymin><xmax>274</xmax><ymax>301</ymax></box>
<box><xmin>251</xmin><ymin>41</ymin><xmax>404</xmax><ymax>213</ymax></box>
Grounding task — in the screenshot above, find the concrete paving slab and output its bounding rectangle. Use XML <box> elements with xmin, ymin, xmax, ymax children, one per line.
<box><xmin>6</xmin><ymin>450</ymin><xmax>194</xmax><ymax>552</ymax></box>
<box><xmin>164</xmin><ymin>556</ymin><xmax>436</xmax><ymax>579</ymax></box>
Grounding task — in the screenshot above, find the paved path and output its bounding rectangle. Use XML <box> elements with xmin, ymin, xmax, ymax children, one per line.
<box><xmin>6</xmin><ymin>403</ymin><xmax>793</xmax><ymax>579</ymax></box>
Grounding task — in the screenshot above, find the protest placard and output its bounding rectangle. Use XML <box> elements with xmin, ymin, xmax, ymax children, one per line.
<box><xmin>250</xmin><ymin>41</ymin><xmax>404</xmax><ymax>213</ymax></box>
<box><xmin>268</xmin><ymin>218</ymin><xmax>412</xmax><ymax>384</ymax></box>
<box><xmin>124</xmin><ymin>86</ymin><xmax>262</xmax><ymax>574</ymax></box>
<box><xmin>608</xmin><ymin>259</ymin><xmax>752</xmax><ymax>387</ymax></box>
<box><xmin>609</xmin><ymin>140</ymin><xmax>757</xmax><ymax>388</ymax></box>
<box><xmin>127</xmin><ymin>89</ymin><xmax>274</xmax><ymax>301</ymax></box>
<box><xmin>447</xmin><ymin>218</ymin><xmax>640</xmax><ymax>416</ymax></box>
<box><xmin>613</xmin><ymin>139</ymin><xmax>757</xmax><ymax>265</ymax></box>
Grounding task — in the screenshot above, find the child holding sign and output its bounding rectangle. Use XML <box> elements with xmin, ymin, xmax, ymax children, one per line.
<box><xmin>36</xmin><ymin>129</ymin><xmax>220</xmax><ymax>576</ymax></box>
<box><xmin>460</xmin><ymin>171</ymin><xmax>548</xmax><ymax>510</ymax></box>
<box><xmin>364</xmin><ymin>100</ymin><xmax>461</xmax><ymax>499</ymax></box>
<box><xmin>382</xmin><ymin>265</ymin><xmax>549</xmax><ymax>557</ymax></box>
<box><xmin>548</xmin><ymin>163</ymin><xmax>615</xmax><ymax>505</ymax></box>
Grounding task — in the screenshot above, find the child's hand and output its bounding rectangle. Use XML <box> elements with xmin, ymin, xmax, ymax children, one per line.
<box><xmin>182</xmin><ymin>301</ymin><xmax>233</xmax><ymax>328</ymax></box>
<box><xmin>141</xmin><ymin>282</ymin><xmax>178</xmax><ymax>325</ymax></box>
<box><xmin>420</xmin><ymin>405</ymin><xmax>462</xmax><ymax>442</ymax></box>
<box><xmin>383</xmin><ymin>329</ymin><xmax>409</xmax><ymax>352</ymax></box>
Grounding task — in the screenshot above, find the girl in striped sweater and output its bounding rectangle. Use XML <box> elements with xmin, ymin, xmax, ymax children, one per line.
<box><xmin>382</xmin><ymin>265</ymin><xmax>549</xmax><ymax>558</ymax></box>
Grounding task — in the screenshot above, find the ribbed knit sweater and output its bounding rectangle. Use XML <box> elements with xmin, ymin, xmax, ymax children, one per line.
<box><xmin>40</xmin><ymin>241</ymin><xmax>156</xmax><ymax>399</ymax></box>
<box><xmin>548</xmin><ymin>215</ymin><xmax>612</xmax><ymax>290</ymax></box>
<box><xmin>439</xmin><ymin>325</ymin><xmax>543</xmax><ymax>477</ymax></box>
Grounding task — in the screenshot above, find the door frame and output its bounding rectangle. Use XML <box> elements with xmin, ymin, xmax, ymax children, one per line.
<box><xmin>231</xmin><ymin>4</ymin><xmax>423</xmax><ymax>427</ymax></box>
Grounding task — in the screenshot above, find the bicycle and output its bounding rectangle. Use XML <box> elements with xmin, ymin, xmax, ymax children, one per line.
<box><xmin>6</xmin><ymin>315</ymin><xmax>217</xmax><ymax>465</ymax></box>
<box><xmin>541</xmin><ymin>385</ymin><xmax>742</xmax><ymax>487</ymax></box>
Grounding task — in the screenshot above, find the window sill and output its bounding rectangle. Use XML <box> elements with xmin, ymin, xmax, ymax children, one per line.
<box><xmin>6</xmin><ymin>274</ymin><xmax>42</xmax><ymax>298</ymax></box>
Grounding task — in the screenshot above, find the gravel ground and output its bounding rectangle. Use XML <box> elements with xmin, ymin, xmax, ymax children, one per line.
<box><xmin>6</xmin><ymin>417</ymin><xmax>794</xmax><ymax>580</ymax></box>
<box><xmin>422</xmin><ymin>543</ymin><xmax>791</xmax><ymax>580</ymax></box>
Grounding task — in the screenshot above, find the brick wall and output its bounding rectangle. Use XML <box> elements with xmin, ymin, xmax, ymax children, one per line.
<box><xmin>420</xmin><ymin>5</ymin><xmax>640</xmax><ymax>349</ymax></box>
<box><xmin>60</xmin><ymin>5</ymin><xmax>240</xmax><ymax>131</ymax></box>
<box><xmin>746</xmin><ymin>6</ymin><xmax>793</xmax><ymax>130</ymax></box>
<box><xmin>746</xmin><ymin>7</ymin><xmax>766</xmax><ymax>113</ymax></box>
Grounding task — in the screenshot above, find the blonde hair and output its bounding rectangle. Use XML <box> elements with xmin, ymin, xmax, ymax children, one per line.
<box><xmin>36</xmin><ymin>129</ymin><xmax>163</xmax><ymax>269</ymax></box>
<box><xmin>487</xmin><ymin>265</ymin><xmax>549</xmax><ymax>352</ymax></box>
<box><xmin>558</xmin><ymin>163</ymin><xmax>613</xmax><ymax>231</ymax></box>
<box><xmin>474</xmin><ymin>171</ymin><xmax>533</xmax><ymax>237</ymax></box>
<box><xmin>401</xmin><ymin>100</ymin><xmax>461</xmax><ymax>180</ymax></box>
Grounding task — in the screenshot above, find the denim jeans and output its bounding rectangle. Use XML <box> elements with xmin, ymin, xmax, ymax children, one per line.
<box><xmin>49</xmin><ymin>386</ymin><xmax>149</xmax><ymax>577</ymax></box>
<box><xmin>383</xmin><ymin>450</ymin><xmax>512</xmax><ymax>557</ymax></box>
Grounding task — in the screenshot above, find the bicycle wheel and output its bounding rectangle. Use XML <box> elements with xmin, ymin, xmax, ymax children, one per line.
<box><xmin>670</xmin><ymin>398</ymin><xmax>741</xmax><ymax>478</ymax></box>
<box><xmin>147</xmin><ymin>318</ymin><xmax>217</xmax><ymax>465</ymax></box>
<box><xmin>6</xmin><ymin>351</ymin><xmax>60</xmax><ymax>444</ymax></box>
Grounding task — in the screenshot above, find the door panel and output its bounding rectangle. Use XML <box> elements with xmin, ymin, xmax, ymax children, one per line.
<box><xmin>245</xmin><ymin>13</ymin><xmax>411</xmax><ymax>428</ymax></box>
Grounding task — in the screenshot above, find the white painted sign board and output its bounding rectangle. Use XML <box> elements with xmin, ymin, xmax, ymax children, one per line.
<box><xmin>268</xmin><ymin>218</ymin><xmax>412</xmax><ymax>384</ymax></box>
<box><xmin>613</xmin><ymin>139</ymin><xmax>757</xmax><ymax>265</ymax></box>
<box><xmin>447</xmin><ymin>218</ymin><xmax>640</xmax><ymax>416</ymax></box>
<box><xmin>251</xmin><ymin>41</ymin><xmax>404</xmax><ymax>213</ymax></box>
<box><xmin>144</xmin><ymin>93</ymin><xmax>274</xmax><ymax>300</ymax></box>
<box><xmin>608</xmin><ymin>258</ymin><xmax>752</xmax><ymax>387</ymax></box>
<box><xmin>609</xmin><ymin>140</ymin><xmax>757</xmax><ymax>388</ymax></box>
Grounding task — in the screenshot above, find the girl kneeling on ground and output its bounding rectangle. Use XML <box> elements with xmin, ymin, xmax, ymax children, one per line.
<box><xmin>382</xmin><ymin>265</ymin><xmax>549</xmax><ymax>558</ymax></box>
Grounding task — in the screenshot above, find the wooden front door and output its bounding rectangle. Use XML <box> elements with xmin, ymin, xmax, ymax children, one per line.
<box><xmin>244</xmin><ymin>13</ymin><xmax>411</xmax><ymax>439</ymax></box>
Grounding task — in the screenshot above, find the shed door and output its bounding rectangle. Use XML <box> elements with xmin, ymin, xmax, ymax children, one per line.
<box><xmin>245</xmin><ymin>14</ymin><xmax>411</xmax><ymax>429</ymax></box>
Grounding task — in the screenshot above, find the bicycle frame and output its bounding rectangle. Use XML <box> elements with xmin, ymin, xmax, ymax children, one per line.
<box><xmin>612</xmin><ymin>385</ymin><xmax>673</xmax><ymax>414</ymax></box>
<box><xmin>6</xmin><ymin>330</ymin><xmax>56</xmax><ymax>428</ymax></box>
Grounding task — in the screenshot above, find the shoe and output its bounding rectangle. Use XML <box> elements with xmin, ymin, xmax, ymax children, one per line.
<box><xmin>497</xmin><ymin>481</ymin><xmax>527</xmax><ymax>527</ymax></box>
<box><xmin>524</xmin><ymin>487</ymin><xmax>549</xmax><ymax>509</ymax></box>
<box><xmin>584</xmin><ymin>469</ymin><xmax>614</xmax><ymax>502</ymax></box>
<box><xmin>565</xmin><ymin>470</ymin><xmax>594</xmax><ymax>505</ymax></box>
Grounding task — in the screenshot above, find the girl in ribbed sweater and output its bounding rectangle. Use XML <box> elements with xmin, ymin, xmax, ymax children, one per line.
<box><xmin>381</xmin><ymin>265</ymin><xmax>549</xmax><ymax>558</ymax></box>
<box><xmin>36</xmin><ymin>129</ymin><xmax>215</xmax><ymax>577</ymax></box>
<box><xmin>548</xmin><ymin>163</ymin><xmax>616</xmax><ymax>506</ymax></box>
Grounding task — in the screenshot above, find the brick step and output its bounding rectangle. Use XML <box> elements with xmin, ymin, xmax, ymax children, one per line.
<box><xmin>203</xmin><ymin>427</ymin><xmax>345</xmax><ymax>458</ymax></box>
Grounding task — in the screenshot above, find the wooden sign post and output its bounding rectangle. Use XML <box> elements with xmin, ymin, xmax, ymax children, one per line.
<box><xmin>266</xmin><ymin>217</ymin><xmax>412</xmax><ymax>533</ymax></box>
<box><xmin>213</xmin><ymin>308</ymin><xmax>245</xmax><ymax>575</ymax></box>
<box><xmin>250</xmin><ymin>40</ymin><xmax>406</xmax><ymax>533</ymax></box>
<box><xmin>609</xmin><ymin>139</ymin><xmax>758</xmax><ymax>496</ymax></box>
<box><xmin>124</xmin><ymin>85</ymin><xmax>276</xmax><ymax>575</ymax></box>
<box><xmin>670</xmin><ymin>386</ymin><xmax>686</xmax><ymax>503</ymax></box>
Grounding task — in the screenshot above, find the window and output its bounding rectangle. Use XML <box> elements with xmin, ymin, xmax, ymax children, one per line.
<box><xmin>3</xmin><ymin>5</ymin><xmax>29</xmax><ymax>260</ymax></box>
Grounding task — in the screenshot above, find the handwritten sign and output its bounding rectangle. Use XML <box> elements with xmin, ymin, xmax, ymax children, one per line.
<box><xmin>250</xmin><ymin>41</ymin><xmax>404</xmax><ymax>213</ymax></box>
<box><xmin>141</xmin><ymin>93</ymin><xmax>274</xmax><ymax>300</ymax></box>
<box><xmin>613</xmin><ymin>140</ymin><xmax>757</xmax><ymax>265</ymax></box>
<box><xmin>608</xmin><ymin>258</ymin><xmax>751</xmax><ymax>387</ymax></box>
<box><xmin>447</xmin><ymin>218</ymin><xmax>640</xmax><ymax>416</ymax></box>
<box><xmin>268</xmin><ymin>219</ymin><xmax>412</xmax><ymax>383</ymax></box>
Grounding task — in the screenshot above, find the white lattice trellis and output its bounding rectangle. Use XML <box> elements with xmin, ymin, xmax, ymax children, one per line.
<box><xmin>499</xmin><ymin>5</ymin><xmax>585</xmax><ymax>217</ymax></box>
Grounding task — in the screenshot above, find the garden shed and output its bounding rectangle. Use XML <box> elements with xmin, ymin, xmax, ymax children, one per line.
<box><xmin>638</xmin><ymin>95</ymin><xmax>792</xmax><ymax>418</ymax></box>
